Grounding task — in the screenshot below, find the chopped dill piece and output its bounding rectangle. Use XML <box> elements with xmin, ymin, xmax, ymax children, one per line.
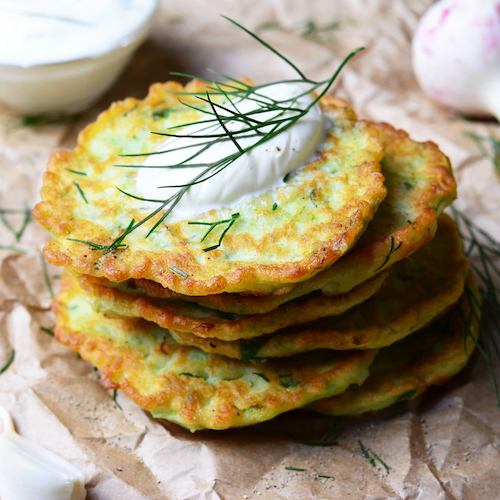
<box><xmin>0</xmin><ymin>349</ymin><xmax>15</xmax><ymax>375</ymax></box>
<box><xmin>283</xmin><ymin>173</ymin><xmax>291</xmax><ymax>183</ymax></box>
<box><xmin>285</xmin><ymin>466</ymin><xmax>306</xmax><ymax>472</ymax></box>
<box><xmin>39</xmin><ymin>251</ymin><xmax>54</xmax><ymax>299</ymax></box>
<box><xmin>0</xmin><ymin>245</ymin><xmax>29</xmax><ymax>254</ymax></box>
<box><xmin>323</xmin><ymin>416</ymin><xmax>342</xmax><ymax>442</ymax></box>
<box><xmin>73</xmin><ymin>182</ymin><xmax>88</xmax><ymax>204</ymax></box>
<box><xmin>374</xmin><ymin>235</ymin><xmax>402</xmax><ymax>272</ymax></box>
<box><xmin>317</xmin><ymin>474</ymin><xmax>334</xmax><ymax>479</ymax></box>
<box><xmin>465</xmin><ymin>131</ymin><xmax>500</xmax><ymax>173</ymax></box>
<box><xmin>169</xmin><ymin>265</ymin><xmax>188</xmax><ymax>278</ymax></box>
<box><xmin>371</xmin><ymin>451</ymin><xmax>390</xmax><ymax>471</ymax></box>
<box><xmin>40</xmin><ymin>326</ymin><xmax>54</xmax><ymax>336</ymax></box>
<box><xmin>112</xmin><ymin>389</ymin><xmax>122</xmax><ymax>410</ymax></box>
<box><xmin>74</xmin><ymin>17</ymin><xmax>364</xmax><ymax>254</ymax></box>
<box><xmin>358</xmin><ymin>440</ymin><xmax>375</xmax><ymax>466</ymax></box>
<box><xmin>395</xmin><ymin>389</ymin><xmax>417</xmax><ymax>402</ymax></box>
<box><xmin>65</xmin><ymin>168</ymin><xmax>87</xmax><ymax>176</ymax></box>
<box><xmin>189</xmin><ymin>213</ymin><xmax>240</xmax><ymax>252</ymax></box>
<box><xmin>19</xmin><ymin>112</ymin><xmax>83</xmax><ymax>128</ymax></box>
<box><xmin>280</xmin><ymin>378</ymin><xmax>298</xmax><ymax>388</ymax></box>
<box><xmin>272</xmin><ymin>203</ymin><xmax>278</xmax><ymax>211</ymax></box>
<box><xmin>253</xmin><ymin>372</ymin><xmax>270</xmax><ymax>382</ymax></box>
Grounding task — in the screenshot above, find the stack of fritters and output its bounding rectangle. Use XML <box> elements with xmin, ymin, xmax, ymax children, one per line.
<box><xmin>34</xmin><ymin>81</ymin><xmax>479</xmax><ymax>431</ymax></box>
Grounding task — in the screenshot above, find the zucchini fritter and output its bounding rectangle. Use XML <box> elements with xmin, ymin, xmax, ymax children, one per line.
<box><xmin>309</xmin><ymin>274</ymin><xmax>480</xmax><ymax>416</ymax></box>
<box><xmin>35</xmin><ymin>83</ymin><xmax>386</xmax><ymax>296</ymax></box>
<box><xmin>53</xmin><ymin>273</ymin><xmax>377</xmax><ymax>431</ymax></box>
<box><xmin>79</xmin><ymin>269</ymin><xmax>387</xmax><ymax>341</ymax></box>
<box><xmin>121</xmin><ymin>118</ymin><xmax>456</xmax><ymax>314</ymax></box>
<box><xmin>164</xmin><ymin>214</ymin><xmax>468</xmax><ymax>357</ymax></box>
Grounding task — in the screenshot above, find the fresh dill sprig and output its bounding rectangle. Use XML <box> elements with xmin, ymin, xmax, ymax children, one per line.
<box><xmin>0</xmin><ymin>202</ymin><xmax>32</xmax><ymax>241</ymax></box>
<box><xmin>465</xmin><ymin>131</ymin><xmax>500</xmax><ymax>173</ymax></box>
<box><xmin>358</xmin><ymin>440</ymin><xmax>375</xmax><ymax>466</ymax></box>
<box><xmin>189</xmin><ymin>213</ymin><xmax>240</xmax><ymax>252</ymax></box>
<box><xmin>257</xmin><ymin>18</ymin><xmax>344</xmax><ymax>45</ymax></box>
<box><xmin>39</xmin><ymin>251</ymin><xmax>54</xmax><ymax>299</ymax></box>
<box><xmin>112</xmin><ymin>389</ymin><xmax>122</xmax><ymax>410</ymax></box>
<box><xmin>451</xmin><ymin>206</ymin><xmax>500</xmax><ymax>407</ymax></box>
<box><xmin>358</xmin><ymin>440</ymin><xmax>389</xmax><ymax>470</ymax></box>
<box><xmin>0</xmin><ymin>245</ymin><xmax>29</xmax><ymax>254</ymax></box>
<box><xmin>374</xmin><ymin>235</ymin><xmax>402</xmax><ymax>272</ymax></box>
<box><xmin>0</xmin><ymin>349</ymin><xmax>15</xmax><ymax>375</ymax></box>
<box><xmin>69</xmin><ymin>17</ymin><xmax>364</xmax><ymax>255</ymax></box>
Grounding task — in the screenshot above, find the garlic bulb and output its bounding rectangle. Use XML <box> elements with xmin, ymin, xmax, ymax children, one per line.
<box><xmin>0</xmin><ymin>404</ymin><xmax>86</xmax><ymax>500</ymax></box>
<box><xmin>412</xmin><ymin>0</ymin><xmax>500</xmax><ymax>120</ymax></box>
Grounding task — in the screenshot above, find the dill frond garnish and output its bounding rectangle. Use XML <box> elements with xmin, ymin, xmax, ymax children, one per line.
<box><xmin>0</xmin><ymin>202</ymin><xmax>32</xmax><ymax>241</ymax></box>
<box><xmin>465</xmin><ymin>131</ymin><xmax>500</xmax><ymax>173</ymax></box>
<box><xmin>358</xmin><ymin>440</ymin><xmax>375</xmax><ymax>466</ymax></box>
<box><xmin>359</xmin><ymin>440</ymin><xmax>389</xmax><ymax>470</ymax></box>
<box><xmin>70</xmin><ymin>17</ymin><xmax>364</xmax><ymax>255</ymax></box>
<box><xmin>189</xmin><ymin>213</ymin><xmax>240</xmax><ymax>252</ymax></box>
<box><xmin>374</xmin><ymin>235</ymin><xmax>402</xmax><ymax>272</ymax></box>
<box><xmin>40</xmin><ymin>326</ymin><xmax>54</xmax><ymax>336</ymax></box>
<box><xmin>0</xmin><ymin>245</ymin><xmax>29</xmax><ymax>254</ymax></box>
<box><xmin>257</xmin><ymin>18</ymin><xmax>343</xmax><ymax>45</ymax></box>
<box><xmin>451</xmin><ymin>206</ymin><xmax>500</xmax><ymax>407</ymax></box>
<box><xmin>285</xmin><ymin>466</ymin><xmax>306</xmax><ymax>472</ymax></box>
<box><xmin>112</xmin><ymin>390</ymin><xmax>122</xmax><ymax>410</ymax></box>
<box><xmin>0</xmin><ymin>349</ymin><xmax>15</xmax><ymax>375</ymax></box>
<box><xmin>39</xmin><ymin>251</ymin><xmax>54</xmax><ymax>299</ymax></box>
<box><xmin>73</xmin><ymin>182</ymin><xmax>88</xmax><ymax>204</ymax></box>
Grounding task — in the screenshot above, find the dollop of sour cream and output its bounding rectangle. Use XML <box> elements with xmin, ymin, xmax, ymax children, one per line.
<box><xmin>136</xmin><ymin>83</ymin><xmax>325</xmax><ymax>219</ymax></box>
<box><xmin>0</xmin><ymin>0</ymin><xmax>157</xmax><ymax>67</ymax></box>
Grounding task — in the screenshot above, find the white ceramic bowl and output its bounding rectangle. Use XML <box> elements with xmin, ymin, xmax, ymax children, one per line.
<box><xmin>0</xmin><ymin>2</ymin><xmax>158</xmax><ymax>114</ymax></box>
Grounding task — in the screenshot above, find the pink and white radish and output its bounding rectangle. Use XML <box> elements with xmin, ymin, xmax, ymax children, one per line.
<box><xmin>412</xmin><ymin>0</ymin><xmax>500</xmax><ymax>120</ymax></box>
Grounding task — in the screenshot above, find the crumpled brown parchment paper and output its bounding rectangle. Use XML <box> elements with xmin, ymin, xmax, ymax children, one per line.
<box><xmin>1</xmin><ymin>1</ymin><xmax>499</xmax><ymax>499</ymax></box>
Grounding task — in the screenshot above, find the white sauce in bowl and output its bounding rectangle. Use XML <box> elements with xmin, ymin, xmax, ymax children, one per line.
<box><xmin>0</xmin><ymin>0</ymin><xmax>157</xmax><ymax>67</ymax></box>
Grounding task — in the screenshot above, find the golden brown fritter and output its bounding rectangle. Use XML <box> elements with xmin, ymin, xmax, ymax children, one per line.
<box><xmin>79</xmin><ymin>270</ymin><xmax>387</xmax><ymax>341</ymax></box>
<box><xmin>309</xmin><ymin>273</ymin><xmax>480</xmax><ymax>416</ymax></box>
<box><xmin>117</xmin><ymin>118</ymin><xmax>456</xmax><ymax>314</ymax></box>
<box><xmin>164</xmin><ymin>214</ymin><xmax>468</xmax><ymax>357</ymax></box>
<box><xmin>34</xmin><ymin>84</ymin><xmax>386</xmax><ymax>296</ymax></box>
<box><xmin>53</xmin><ymin>272</ymin><xmax>377</xmax><ymax>431</ymax></box>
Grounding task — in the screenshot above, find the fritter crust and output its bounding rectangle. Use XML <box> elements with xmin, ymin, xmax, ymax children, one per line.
<box><xmin>53</xmin><ymin>273</ymin><xmax>377</xmax><ymax>431</ymax></box>
<box><xmin>125</xmin><ymin>118</ymin><xmax>456</xmax><ymax>314</ymax></box>
<box><xmin>80</xmin><ymin>271</ymin><xmax>387</xmax><ymax>341</ymax></box>
<box><xmin>309</xmin><ymin>273</ymin><xmax>480</xmax><ymax>416</ymax></box>
<box><xmin>164</xmin><ymin>214</ymin><xmax>468</xmax><ymax>357</ymax></box>
<box><xmin>34</xmin><ymin>84</ymin><xmax>386</xmax><ymax>296</ymax></box>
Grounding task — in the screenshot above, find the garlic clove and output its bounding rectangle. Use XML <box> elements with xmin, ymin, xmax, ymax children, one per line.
<box><xmin>0</xmin><ymin>404</ymin><xmax>86</xmax><ymax>500</ymax></box>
